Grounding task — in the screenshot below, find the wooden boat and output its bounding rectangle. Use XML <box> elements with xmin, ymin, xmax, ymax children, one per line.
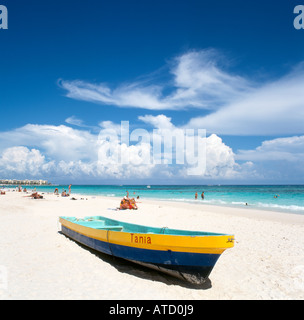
<box><xmin>59</xmin><ymin>215</ymin><xmax>234</xmax><ymax>284</ymax></box>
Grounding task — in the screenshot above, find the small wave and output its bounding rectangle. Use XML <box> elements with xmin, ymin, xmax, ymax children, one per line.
<box><xmin>256</xmin><ymin>202</ymin><xmax>304</xmax><ymax>212</ymax></box>
<box><xmin>162</xmin><ymin>198</ymin><xmax>197</xmax><ymax>202</ymax></box>
<box><xmin>141</xmin><ymin>195</ymin><xmax>304</xmax><ymax>214</ymax></box>
<box><xmin>204</xmin><ymin>199</ymin><xmax>228</xmax><ymax>205</ymax></box>
<box><xmin>232</xmin><ymin>201</ymin><xmax>247</xmax><ymax>205</ymax></box>
<box><xmin>158</xmin><ymin>198</ymin><xmax>229</xmax><ymax>205</ymax></box>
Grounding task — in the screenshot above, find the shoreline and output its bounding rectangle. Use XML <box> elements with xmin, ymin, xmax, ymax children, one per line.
<box><xmin>83</xmin><ymin>193</ymin><xmax>304</xmax><ymax>223</ymax></box>
<box><xmin>1</xmin><ymin>191</ymin><xmax>304</xmax><ymax>299</ymax></box>
<box><xmin>2</xmin><ymin>184</ymin><xmax>304</xmax><ymax>216</ymax></box>
<box><xmin>71</xmin><ymin>192</ymin><xmax>304</xmax><ymax>224</ymax></box>
<box><xmin>153</xmin><ymin>197</ymin><xmax>304</xmax><ymax>220</ymax></box>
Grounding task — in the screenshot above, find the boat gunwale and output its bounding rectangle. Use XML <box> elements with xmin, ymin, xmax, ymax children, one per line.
<box><xmin>60</xmin><ymin>215</ymin><xmax>231</xmax><ymax>236</ymax></box>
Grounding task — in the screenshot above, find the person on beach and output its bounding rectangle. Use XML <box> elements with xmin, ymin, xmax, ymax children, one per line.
<box><xmin>26</xmin><ymin>192</ymin><xmax>43</xmax><ymax>199</ymax></box>
<box><xmin>0</xmin><ymin>190</ymin><xmax>5</xmax><ymax>195</ymax></box>
<box><xmin>69</xmin><ymin>184</ymin><xmax>72</xmax><ymax>195</ymax></box>
<box><xmin>61</xmin><ymin>190</ymin><xmax>69</xmax><ymax>197</ymax></box>
<box><xmin>195</xmin><ymin>192</ymin><xmax>198</xmax><ymax>199</ymax></box>
<box><xmin>119</xmin><ymin>196</ymin><xmax>138</xmax><ymax>210</ymax></box>
<box><xmin>130</xmin><ymin>198</ymin><xmax>138</xmax><ymax>210</ymax></box>
<box><xmin>201</xmin><ymin>192</ymin><xmax>204</xmax><ymax>200</ymax></box>
<box><xmin>54</xmin><ymin>188</ymin><xmax>59</xmax><ymax>195</ymax></box>
<box><xmin>32</xmin><ymin>193</ymin><xmax>43</xmax><ymax>199</ymax></box>
<box><xmin>120</xmin><ymin>197</ymin><xmax>129</xmax><ymax>210</ymax></box>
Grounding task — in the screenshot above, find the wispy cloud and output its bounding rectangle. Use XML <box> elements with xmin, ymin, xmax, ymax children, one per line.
<box><xmin>59</xmin><ymin>49</ymin><xmax>251</xmax><ymax>111</ymax></box>
<box><xmin>59</xmin><ymin>49</ymin><xmax>304</xmax><ymax>136</ymax></box>
<box><xmin>186</xmin><ymin>65</ymin><xmax>304</xmax><ymax>135</ymax></box>
<box><xmin>65</xmin><ymin>115</ymin><xmax>87</xmax><ymax>127</ymax></box>
<box><xmin>59</xmin><ymin>79</ymin><xmax>171</xmax><ymax>110</ymax></box>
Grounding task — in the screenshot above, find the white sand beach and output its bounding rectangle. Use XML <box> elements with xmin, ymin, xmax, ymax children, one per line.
<box><xmin>1</xmin><ymin>190</ymin><xmax>304</xmax><ymax>300</ymax></box>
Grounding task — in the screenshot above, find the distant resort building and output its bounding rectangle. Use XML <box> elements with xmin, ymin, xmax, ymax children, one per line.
<box><xmin>0</xmin><ymin>179</ymin><xmax>49</xmax><ymax>186</ymax></box>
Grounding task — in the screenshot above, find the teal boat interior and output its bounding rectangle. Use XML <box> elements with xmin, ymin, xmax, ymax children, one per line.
<box><xmin>60</xmin><ymin>215</ymin><xmax>227</xmax><ymax>236</ymax></box>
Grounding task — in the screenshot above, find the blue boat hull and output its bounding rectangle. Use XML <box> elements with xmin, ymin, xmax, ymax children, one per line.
<box><xmin>61</xmin><ymin>225</ymin><xmax>220</xmax><ymax>284</ymax></box>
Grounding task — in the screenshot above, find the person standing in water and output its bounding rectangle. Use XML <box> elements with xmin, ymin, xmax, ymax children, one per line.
<box><xmin>195</xmin><ymin>192</ymin><xmax>198</xmax><ymax>199</ymax></box>
<box><xmin>201</xmin><ymin>192</ymin><xmax>204</xmax><ymax>200</ymax></box>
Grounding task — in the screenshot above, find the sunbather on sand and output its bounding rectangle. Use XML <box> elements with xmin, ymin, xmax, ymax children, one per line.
<box><xmin>119</xmin><ymin>196</ymin><xmax>138</xmax><ymax>210</ymax></box>
<box><xmin>61</xmin><ymin>190</ymin><xmax>69</xmax><ymax>197</ymax></box>
<box><xmin>130</xmin><ymin>198</ymin><xmax>138</xmax><ymax>210</ymax></box>
<box><xmin>27</xmin><ymin>192</ymin><xmax>43</xmax><ymax>199</ymax></box>
<box><xmin>119</xmin><ymin>197</ymin><xmax>129</xmax><ymax>210</ymax></box>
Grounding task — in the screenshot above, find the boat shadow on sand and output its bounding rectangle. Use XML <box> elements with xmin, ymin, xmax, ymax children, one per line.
<box><xmin>59</xmin><ymin>231</ymin><xmax>212</xmax><ymax>290</ymax></box>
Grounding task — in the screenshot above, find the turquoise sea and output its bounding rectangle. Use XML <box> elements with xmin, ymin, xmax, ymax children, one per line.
<box><xmin>19</xmin><ymin>184</ymin><xmax>304</xmax><ymax>215</ymax></box>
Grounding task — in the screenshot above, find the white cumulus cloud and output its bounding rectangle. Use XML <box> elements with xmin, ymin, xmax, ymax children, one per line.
<box><xmin>0</xmin><ymin>146</ymin><xmax>53</xmax><ymax>177</ymax></box>
<box><xmin>0</xmin><ymin>116</ymin><xmax>249</xmax><ymax>182</ymax></box>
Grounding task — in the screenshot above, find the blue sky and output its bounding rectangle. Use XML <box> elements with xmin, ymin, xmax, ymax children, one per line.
<box><xmin>1</xmin><ymin>0</ymin><xmax>304</xmax><ymax>184</ymax></box>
